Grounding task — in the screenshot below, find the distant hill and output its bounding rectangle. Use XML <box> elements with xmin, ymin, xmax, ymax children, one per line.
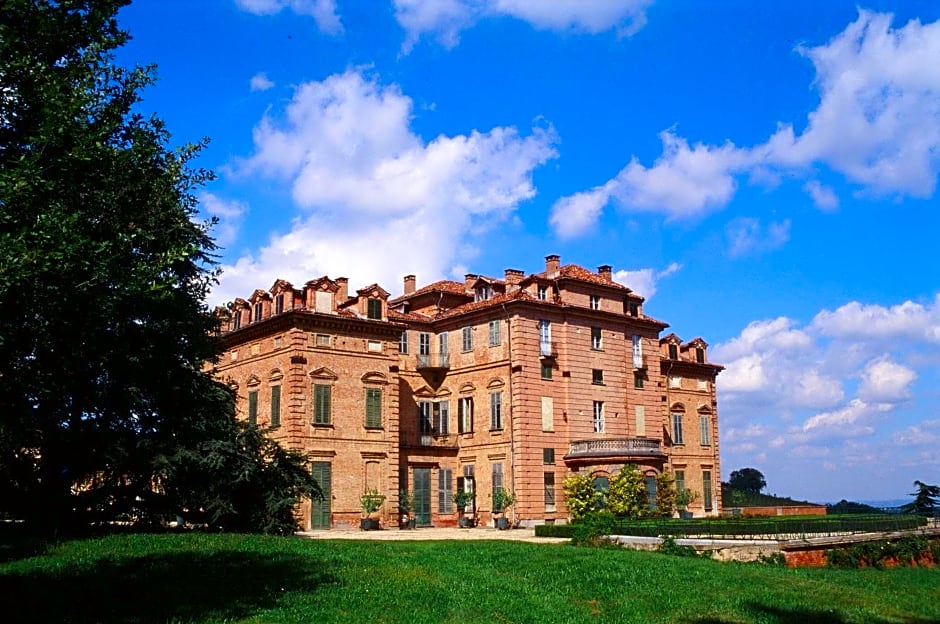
<box><xmin>825</xmin><ymin>499</ymin><xmax>888</xmax><ymax>515</ymax></box>
<box><xmin>721</xmin><ymin>484</ymin><xmax>821</xmax><ymax>508</ymax></box>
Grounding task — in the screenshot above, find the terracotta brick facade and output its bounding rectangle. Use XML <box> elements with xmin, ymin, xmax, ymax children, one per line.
<box><xmin>212</xmin><ymin>255</ymin><xmax>723</xmax><ymax>529</ymax></box>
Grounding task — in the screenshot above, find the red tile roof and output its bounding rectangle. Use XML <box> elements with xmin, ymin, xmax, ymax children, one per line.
<box><xmin>389</xmin><ymin>280</ymin><xmax>470</xmax><ymax>303</ymax></box>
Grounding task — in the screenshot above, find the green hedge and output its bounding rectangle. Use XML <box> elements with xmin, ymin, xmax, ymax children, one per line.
<box><xmin>534</xmin><ymin>514</ymin><xmax>927</xmax><ymax>539</ymax></box>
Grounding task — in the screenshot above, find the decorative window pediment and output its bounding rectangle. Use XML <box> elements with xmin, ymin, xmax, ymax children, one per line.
<box><xmin>309</xmin><ymin>367</ymin><xmax>339</xmax><ymax>381</ymax></box>
<box><xmin>361</xmin><ymin>371</ymin><xmax>388</xmax><ymax>385</ymax></box>
<box><xmin>413</xmin><ymin>385</ymin><xmax>436</xmax><ymax>398</ymax></box>
<box><xmin>670</xmin><ymin>402</ymin><xmax>686</xmax><ymax>412</ymax></box>
<box><xmin>269</xmin><ymin>368</ymin><xmax>283</xmax><ymax>382</ymax></box>
<box><xmin>486</xmin><ymin>378</ymin><xmax>505</xmax><ymax>390</ymax></box>
<box><xmin>246</xmin><ymin>375</ymin><xmax>261</xmax><ymax>387</ymax></box>
<box><xmin>435</xmin><ymin>387</ymin><xmax>452</xmax><ymax>398</ymax></box>
<box><xmin>459</xmin><ymin>382</ymin><xmax>476</xmax><ymax>393</ymax></box>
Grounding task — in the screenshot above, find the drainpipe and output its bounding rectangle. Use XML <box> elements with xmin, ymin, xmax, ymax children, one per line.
<box><xmin>502</xmin><ymin>303</ymin><xmax>516</xmax><ymax>527</ymax></box>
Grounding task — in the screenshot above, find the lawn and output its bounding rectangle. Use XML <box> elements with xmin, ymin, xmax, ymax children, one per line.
<box><xmin>0</xmin><ymin>532</ymin><xmax>937</xmax><ymax>624</ymax></box>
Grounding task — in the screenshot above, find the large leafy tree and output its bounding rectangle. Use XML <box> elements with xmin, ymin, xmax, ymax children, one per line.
<box><xmin>0</xmin><ymin>0</ymin><xmax>317</xmax><ymax>534</ymax></box>
<box><xmin>728</xmin><ymin>467</ymin><xmax>767</xmax><ymax>494</ymax></box>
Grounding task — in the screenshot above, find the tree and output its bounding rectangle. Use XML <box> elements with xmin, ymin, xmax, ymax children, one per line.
<box><xmin>728</xmin><ymin>468</ymin><xmax>767</xmax><ymax>494</ymax></box>
<box><xmin>606</xmin><ymin>464</ymin><xmax>649</xmax><ymax>519</ymax></box>
<box><xmin>0</xmin><ymin>0</ymin><xmax>318</xmax><ymax>533</ymax></box>
<box><xmin>562</xmin><ymin>473</ymin><xmax>601</xmax><ymax>522</ymax></box>
<box><xmin>900</xmin><ymin>480</ymin><xmax>940</xmax><ymax>516</ymax></box>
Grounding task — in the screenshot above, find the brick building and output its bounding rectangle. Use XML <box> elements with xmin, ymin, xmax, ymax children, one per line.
<box><xmin>212</xmin><ymin>255</ymin><xmax>723</xmax><ymax>529</ymax></box>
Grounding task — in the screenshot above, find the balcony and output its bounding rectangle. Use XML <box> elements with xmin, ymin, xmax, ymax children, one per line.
<box><xmin>539</xmin><ymin>341</ymin><xmax>557</xmax><ymax>358</ymax></box>
<box><xmin>564</xmin><ymin>437</ymin><xmax>665</xmax><ymax>463</ymax></box>
<box><xmin>405</xmin><ymin>433</ymin><xmax>458</xmax><ymax>452</ymax></box>
<box><xmin>416</xmin><ymin>353</ymin><xmax>450</xmax><ymax>371</ymax></box>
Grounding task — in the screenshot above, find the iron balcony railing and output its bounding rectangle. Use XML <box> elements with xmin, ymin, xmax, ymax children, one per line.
<box><xmin>566</xmin><ymin>437</ymin><xmax>664</xmax><ymax>460</ymax></box>
<box><xmin>416</xmin><ymin>353</ymin><xmax>450</xmax><ymax>370</ymax></box>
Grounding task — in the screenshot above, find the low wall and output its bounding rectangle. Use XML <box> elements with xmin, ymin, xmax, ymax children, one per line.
<box><xmin>727</xmin><ymin>505</ymin><xmax>827</xmax><ymax>517</ymax></box>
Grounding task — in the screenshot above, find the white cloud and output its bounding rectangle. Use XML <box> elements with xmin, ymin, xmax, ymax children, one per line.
<box><xmin>713</xmin><ymin>317</ymin><xmax>813</xmax><ymax>362</ymax></box>
<box><xmin>812</xmin><ymin>297</ymin><xmax>940</xmax><ymax>342</ymax></box>
<box><xmin>550</xmin><ymin>11</ymin><xmax>940</xmax><ymax>236</ymax></box>
<box><xmin>235</xmin><ymin>0</ymin><xmax>342</xmax><ymax>34</ymax></box>
<box><xmin>802</xmin><ymin>398</ymin><xmax>889</xmax><ymax>435</ymax></box>
<box><xmin>394</xmin><ymin>0</ymin><xmax>651</xmax><ymax>52</ymax></box>
<box><xmin>803</xmin><ymin>180</ymin><xmax>839</xmax><ymax>210</ymax></box>
<box><xmin>858</xmin><ymin>356</ymin><xmax>917</xmax><ymax>403</ymax></box>
<box><xmin>249</xmin><ymin>72</ymin><xmax>275</xmax><ymax>92</ymax></box>
<box><xmin>612</xmin><ymin>261</ymin><xmax>681</xmax><ymax>300</ymax></box>
<box><xmin>199</xmin><ymin>192</ymin><xmax>247</xmax><ymax>248</ymax></box>
<box><xmin>718</xmin><ymin>354</ymin><xmax>768</xmax><ymax>393</ymax></box>
<box><xmin>214</xmin><ymin>69</ymin><xmax>557</xmax><ymax>304</ymax></box>
<box><xmin>549</xmin><ymin>187</ymin><xmax>608</xmax><ymax>239</ymax></box>
<box><xmin>725</xmin><ymin>217</ymin><xmax>791</xmax><ymax>258</ymax></box>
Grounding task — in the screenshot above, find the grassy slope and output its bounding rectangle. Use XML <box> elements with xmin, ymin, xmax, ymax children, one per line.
<box><xmin>0</xmin><ymin>533</ymin><xmax>937</xmax><ymax>624</ymax></box>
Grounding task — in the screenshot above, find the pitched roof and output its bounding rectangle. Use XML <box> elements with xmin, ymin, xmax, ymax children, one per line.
<box><xmin>389</xmin><ymin>280</ymin><xmax>470</xmax><ymax>303</ymax></box>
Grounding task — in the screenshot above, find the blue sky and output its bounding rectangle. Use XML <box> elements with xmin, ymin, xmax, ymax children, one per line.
<box><xmin>117</xmin><ymin>0</ymin><xmax>940</xmax><ymax>504</ymax></box>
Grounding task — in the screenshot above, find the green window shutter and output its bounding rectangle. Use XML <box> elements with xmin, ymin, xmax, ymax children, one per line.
<box><xmin>367</xmin><ymin>298</ymin><xmax>382</xmax><ymax>319</ymax></box>
<box><xmin>314</xmin><ymin>384</ymin><xmax>331</xmax><ymax>424</ymax></box>
<box><xmin>247</xmin><ymin>390</ymin><xmax>258</xmax><ymax>426</ymax></box>
<box><xmin>270</xmin><ymin>386</ymin><xmax>281</xmax><ymax>427</ymax></box>
<box><xmin>365</xmin><ymin>388</ymin><xmax>382</xmax><ymax>427</ymax></box>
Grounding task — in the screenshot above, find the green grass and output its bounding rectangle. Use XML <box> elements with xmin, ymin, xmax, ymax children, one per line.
<box><xmin>0</xmin><ymin>532</ymin><xmax>937</xmax><ymax>623</ymax></box>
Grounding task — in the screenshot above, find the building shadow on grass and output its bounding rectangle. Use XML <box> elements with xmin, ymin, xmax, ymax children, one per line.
<box><xmin>691</xmin><ymin>604</ymin><xmax>940</xmax><ymax>624</ymax></box>
<box><xmin>0</xmin><ymin>548</ymin><xmax>337</xmax><ymax>623</ymax></box>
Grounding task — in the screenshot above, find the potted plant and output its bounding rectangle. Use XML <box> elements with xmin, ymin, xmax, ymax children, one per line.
<box><xmin>676</xmin><ymin>488</ymin><xmax>698</xmax><ymax>520</ymax></box>
<box><xmin>398</xmin><ymin>489</ymin><xmax>416</xmax><ymax>529</ymax></box>
<box><xmin>492</xmin><ymin>487</ymin><xmax>515</xmax><ymax>530</ymax></box>
<box><xmin>360</xmin><ymin>489</ymin><xmax>385</xmax><ymax>530</ymax></box>
<box><xmin>453</xmin><ymin>490</ymin><xmax>474</xmax><ymax>528</ymax></box>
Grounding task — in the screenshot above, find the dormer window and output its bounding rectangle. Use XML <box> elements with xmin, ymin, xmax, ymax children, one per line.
<box><xmin>668</xmin><ymin>343</ymin><xmax>678</xmax><ymax>360</ymax></box>
<box><xmin>253</xmin><ymin>302</ymin><xmax>263</xmax><ymax>322</ymax></box>
<box><xmin>537</xmin><ymin>284</ymin><xmax>548</xmax><ymax>301</ymax></box>
<box><xmin>275</xmin><ymin>294</ymin><xmax>284</xmax><ymax>314</ymax></box>
<box><xmin>475</xmin><ymin>284</ymin><xmax>492</xmax><ymax>302</ymax></box>
<box><xmin>696</xmin><ymin>347</ymin><xmax>705</xmax><ymax>363</ymax></box>
<box><xmin>367</xmin><ymin>298</ymin><xmax>382</xmax><ymax>320</ymax></box>
<box><xmin>232</xmin><ymin>310</ymin><xmax>241</xmax><ymax>330</ymax></box>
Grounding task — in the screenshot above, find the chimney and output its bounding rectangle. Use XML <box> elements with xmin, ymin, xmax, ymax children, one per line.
<box><xmin>464</xmin><ymin>273</ymin><xmax>479</xmax><ymax>289</ymax></box>
<box><xmin>598</xmin><ymin>265</ymin><xmax>612</xmax><ymax>282</ymax></box>
<box><xmin>504</xmin><ymin>268</ymin><xmax>524</xmax><ymax>289</ymax></box>
<box><xmin>545</xmin><ymin>254</ymin><xmax>561</xmax><ymax>275</ymax></box>
<box><xmin>404</xmin><ymin>274</ymin><xmax>416</xmax><ymax>295</ymax></box>
<box><xmin>335</xmin><ymin>277</ymin><xmax>348</xmax><ymax>304</ymax></box>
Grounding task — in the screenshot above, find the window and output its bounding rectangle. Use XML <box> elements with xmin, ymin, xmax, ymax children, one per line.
<box><xmin>700</xmin><ymin>414</ymin><xmax>710</xmax><ymax>445</ymax></box>
<box><xmin>490</xmin><ymin>391</ymin><xmax>503</xmax><ymax>430</ymax></box>
<box><xmin>540</xmin><ymin>361</ymin><xmax>552</xmax><ymax>380</ymax></box>
<box><xmin>462</xmin><ymin>327</ymin><xmax>473</xmax><ymax>352</ymax></box>
<box><xmin>668</xmin><ymin>343</ymin><xmax>678</xmax><ymax>360</ymax></box>
<box><xmin>672</xmin><ymin>412</ymin><xmax>684</xmax><ymax>444</ymax></box>
<box><xmin>270</xmin><ymin>386</ymin><xmax>281</xmax><ymax>428</ymax></box>
<box><xmin>418</xmin><ymin>401</ymin><xmax>432</xmax><ymax>434</ymax></box>
<box><xmin>629</xmin><ymin>301</ymin><xmax>639</xmax><ymax>317</ymax></box>
<box><xmin>696</xmin><ymin>347</ymin><xmax>705</xmax><ymax>364</ymax></box>
<box><xmin>703</xmin><ymin>470</ymin><xmax>713</xmax><ymax>511</ymax></box>
<box><xmin>434</xmin><ymin>401</ymin><xmax>449</xmax><ymax>435</ymax></box>
<box><xmin>232</xmin><ymin>310</ymin><xmax>242</xmax><ymax>330</ymax></box>
<box><xmin>589</xmin><ymin>294</ymin><xmax>600</xmax><ymax>310</ymax></box>
<box><xmin>275</xmin><ymin>294</ymin><xmax>284</xmax><ymax>314</ymax></box>
<box><xmin>544</xmin><ymin>472</ymin><xmax>556</xmax><ymax>511</ymax></box>
<box><xmin>315</xmin><ymin>333</ymin><xmax>331</xmax><ymax>347</ymax></box>
<box><xmin>313</xmin><ymin>384</ymin><xmax>331</xmax><ymax>425</ymax></box>
<box><xmin>491</xmin><ymin>463</ymin><xmax>504</xmax><ymax>503</ymax></box>
<box><xmin>273</xmin><ymin>336</ymin><xmax>283</xmax><ymax>348</ymax></box>
<box><xmin>365</xmin><ymin>388</ymin><xmax>382</xmax><ymax>428</ymax></box>
<box><xmin>675</xmin><ymin>470</ymin><xmax>686</xmax><ymax>494</ymax></box>
<box><xmin>592</xmin><ymin>369</ymin><xmax>604</xmax><ymax>385</ymax></box>
<box><xmin>632</xmin><ymin>334</ymin><xmax>642</xmax><ymax>367</ymax></box>
<box><xmin>645</xmin><ymin>476</ymin><xmax>657</xmax><ymax>510</ymax></box>
<box><xmin>438</xmin><ymin>468</ymin><xmax>454</xmax><ymax>514</ymax></box>
<box><xmin>488</xmin><ymin>320</ymin><xmax>501</xmax><ymax>346</ymax></box>
<box><xmin>418</xmin><ymin>332</ymin><xmax>430</xmax><ymax>355</ymax></box>
<box><xmin>593</xmin><ymin>401</ymin><xmax>604</xmax><ymax>433</ymax></box>
<box><xmin>591</xmin><ymin>327</ymin><xmax>602</xmax><ymax>350</ymax></box>
<box><xmin>476</xmin><ymin>284</ymin><xmax>492</xmax><ymax>302</ymax></box>
<box><xmin>399</xmin><ymin>331</ymin><xmax>408</xmax><ymax>354</ymax></box>
<box><xmin>458</xmin><ymin>397</ymin><xmax>473</xmax><ymax>433</ymax></box>
<box><xmin>367</xmin><ymin>298</ymin><xmax>382</xmax><ymax>319</ymax></box>
<box><xmin>247</xmin><ymin>390</ymin><xmax>258</xmax><ymax>426</ymax></box>
<box><xmin>634</xmin><ymin>372</ymin><xmax>644</xmax><ymax>389</ymax></box>
<box><xmin>439</xmin><ymin>332</ymin><xmax>449</xmax><ymax>355</ymax></box>
<box><xmin>543</xmin><ymin>448</ymin><xmax>555</xmax><ymax>464</ymax></box>
<box><xmin>538</xmin><ymin>320</ymin><xmax>551</xmax><ymax>355</ymax></box>
<box><xmin>537</xmin><ymin>284</ymin><xmax>548</xmax><ymax>300</ymax></box>
<box><xmin>253</xmin><ymin>302</ymin><xmax>263</xmax><ymax>322</ymax></box>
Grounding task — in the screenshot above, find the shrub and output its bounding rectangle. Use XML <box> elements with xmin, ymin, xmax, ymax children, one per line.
<box><xmin>563</xmin><ymin>473</ymin><xmax>601</xmax><ymax>522</ymax></box>
<box><xmin>656</xmin><ymin>535</ymin><xmax>699</xmax><ymax>558</ymax></box>
<box><xmin>572</xmin><ymin>510</ymin><xmax>618</xmax><ymax>547</ymax></box>
<box><xmin>607</xmin><ymin>465</ymin><xmax>648</xmax><ymax>519</ymax></box>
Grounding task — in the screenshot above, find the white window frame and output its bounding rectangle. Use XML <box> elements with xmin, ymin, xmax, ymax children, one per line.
<box><xmin>593</xmin><ymin>401</ymin><xmax>604</xmax><ymax>433</ymax></box>
<box><xmin>462</xmin><ymin>327</ymin><xmax>473</xmax><ymax>352</ymax></box>
<box><xmin>490</xmin><ymin>391</ymin><xmax>503</xmax><ymax>430</ymax></box>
